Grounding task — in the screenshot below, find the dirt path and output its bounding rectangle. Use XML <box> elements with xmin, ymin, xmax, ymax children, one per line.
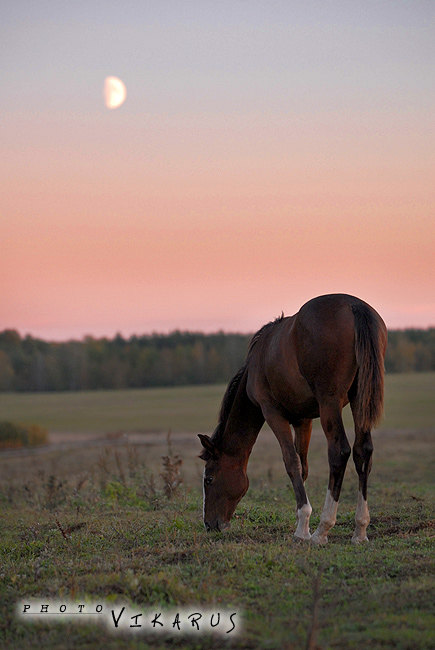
<box><xmin>0</xmin><ymin>430</ymin><xmax>195</xmax><ymax>459</ymax></box>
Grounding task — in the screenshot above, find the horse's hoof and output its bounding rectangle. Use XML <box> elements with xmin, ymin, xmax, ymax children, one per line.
<box><xmin>293</xmin><ymin>533</ymin><xmax>311</xmax><ymax>543</ymax></box>
<box><xmin>310</xmin><ymin>532</ymin><xmax>328</xmax><ymax>546</ymax></box>
<box><xmin>352</xmin><ymin>534</ymin><xmax>369</xmax><ymax>544</ymax></box>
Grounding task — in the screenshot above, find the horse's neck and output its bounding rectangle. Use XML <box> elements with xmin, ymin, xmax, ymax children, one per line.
<box><xmin>220</xmin><ymin>374</ymin><xmax>264</xmax><ymax>459</ymax></box>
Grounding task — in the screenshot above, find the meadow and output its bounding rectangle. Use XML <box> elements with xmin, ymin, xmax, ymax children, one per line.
<box><xmin>0</xmin><ymin>373</ymin><xmax>434</xmax><ymax>649</ymax></box>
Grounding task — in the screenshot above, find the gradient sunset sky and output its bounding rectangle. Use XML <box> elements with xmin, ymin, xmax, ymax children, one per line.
<box><xmin>2</xmin><ymin>1</ymin><xmax>434</xmax><ymax>340</ymax></box>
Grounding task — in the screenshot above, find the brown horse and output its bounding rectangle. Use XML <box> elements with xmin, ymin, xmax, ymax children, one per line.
<box><xmin>199</xmin><ymin>294</ymin><xmax>387</xmax><ymax>544</ymax></box>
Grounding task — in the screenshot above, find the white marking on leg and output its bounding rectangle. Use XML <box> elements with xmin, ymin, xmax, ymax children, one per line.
<box><xmin>294</xmin><ymin>498</ymin><xmax>312</xmax><ymax>540</ymax></box>
<box><xmin>311</xmin><ymin>489</ymin><xmax>338</xmax><ymax>545</ymax></box>
<box><xmin>352</xmin><ymin>491</ymin><xmax>370</xmax><ymax>544</ymax></box>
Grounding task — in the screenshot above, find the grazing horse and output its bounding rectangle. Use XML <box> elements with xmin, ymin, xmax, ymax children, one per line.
<box><xmin>199</xmin><ymin>294</ymin><xmax>387</xmax><ymax>544</ymax></box>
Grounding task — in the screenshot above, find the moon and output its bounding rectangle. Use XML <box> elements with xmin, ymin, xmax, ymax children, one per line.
<box><xmin>104</xmin><ymin>76</ymin><xmax>127</xmax><ymax>109</ymax></box>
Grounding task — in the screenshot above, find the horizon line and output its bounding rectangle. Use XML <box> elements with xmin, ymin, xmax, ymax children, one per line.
<box><xmin>2</xmin><ymin>323</ymin><xmax>434</xmax><ymax>345</ymax></box>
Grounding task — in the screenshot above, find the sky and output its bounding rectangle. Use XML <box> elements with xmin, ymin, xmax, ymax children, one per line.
<box><xmin>1</xmin><ymin>1</ymin><xmax>434</xmax><ymax>340</ymax></box>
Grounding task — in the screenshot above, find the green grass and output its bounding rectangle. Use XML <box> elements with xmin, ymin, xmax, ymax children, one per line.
<box><xmin>0</xmin><ymin>384</ymin><xmax>223</xmax><ymax>434</ymax></box>
<box><xmin>0</xmin><ymin>373</ymin><xmax>434</xmax><ymax>434</ymax></box>
<box><xmin>0</xmin><ymin>374</ymin><xmax>434</xmax><ymax>649</ymax></box>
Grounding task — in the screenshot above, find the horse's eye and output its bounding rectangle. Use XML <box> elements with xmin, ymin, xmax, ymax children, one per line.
<box><xmin>204</xmin><ymin>476</ymin><xmax>213</xmax><ymax>486</ymax></box>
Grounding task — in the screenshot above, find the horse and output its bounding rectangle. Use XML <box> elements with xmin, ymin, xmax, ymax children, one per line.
<box><xmin>198</xmin><ymin>294</ymin><xmax>387</xmax><ymax>544</ymax></box>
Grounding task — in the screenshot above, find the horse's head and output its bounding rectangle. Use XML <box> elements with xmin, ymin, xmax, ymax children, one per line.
<box><xmin>198</xmin><ymin>434</ymin><xmax>249</xmax><ymax>532</ymax></box>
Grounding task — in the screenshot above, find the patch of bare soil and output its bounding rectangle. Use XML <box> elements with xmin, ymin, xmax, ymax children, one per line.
<box><xmin>0</xmin><ymin>430</ymin><xmax>194</xmax><ymax>458</ymax></box>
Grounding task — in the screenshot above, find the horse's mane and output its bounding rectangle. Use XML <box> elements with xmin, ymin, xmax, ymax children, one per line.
<box><xmin>209</xmin><ymin>364</ymin><xmax>247</xmax><ymax>450</ymax></box>
<box><xmin>205</xmin><ymin>312</ymin><xmax>285</xmax><ymax>455</ymax></box>
<box><xmin>247</xmin><ymin>312</ymin><xmax>285</xmax><ymax>355</ymax></box>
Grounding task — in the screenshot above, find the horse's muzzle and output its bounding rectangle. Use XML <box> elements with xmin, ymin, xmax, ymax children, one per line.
<box><xmin>204</xmin><ymin>520</ymin><xmax>230</xmax><ymax>532</ymax></box>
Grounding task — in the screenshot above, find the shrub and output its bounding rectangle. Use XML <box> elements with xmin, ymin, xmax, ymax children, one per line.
<box><xmin>0</xmin><ymin>421</ymin><xmax>48</xmax><ymax>449</ymax></box>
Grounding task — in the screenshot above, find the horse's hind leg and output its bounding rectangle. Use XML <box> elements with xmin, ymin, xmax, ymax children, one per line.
<box><xmin>311</xmin><ymin>402</ymin><xmax>351</xmax><ymax>545</ymax></box>
<box><xmin>263</xmin><ymin>408</ymin><xmax>312</xmax><ymax>540</ymax></box>
<box><xmin>351</xmin><ymin>422</ymin><xmax>373</xmax><ymax>543</ymax></box>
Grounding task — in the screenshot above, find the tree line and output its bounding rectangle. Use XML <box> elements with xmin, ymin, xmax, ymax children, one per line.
<box><xmin>0</xmin><ymin>328</ymin><xmax>433</xmax><ymax>392</ymax></box>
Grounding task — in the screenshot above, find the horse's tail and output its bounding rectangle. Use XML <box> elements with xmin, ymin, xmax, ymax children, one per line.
<box><xmin>352</xmin><ymin>303</ymin><xmax>387</xmax><ymax>432</ymax></box>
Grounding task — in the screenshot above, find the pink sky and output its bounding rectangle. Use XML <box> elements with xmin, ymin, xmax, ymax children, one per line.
<box><xmin>1</xmin><ymin>3</ymin><xmax>434</xmax><ymax>340</ymax></box>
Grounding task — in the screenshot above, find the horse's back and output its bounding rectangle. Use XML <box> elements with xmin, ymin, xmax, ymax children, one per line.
<box><xmin>294</xmin><ymin>294</ymin><xmax>360</xmax><ymax>358</ymax></box>
<box><xmin>297</xmin><ymin>293</ymin><xmax>379</xmax><ymax>322</ymax></box>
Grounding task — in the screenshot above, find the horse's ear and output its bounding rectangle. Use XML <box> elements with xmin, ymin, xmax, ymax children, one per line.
<box><xmin>198</xmin><ymin>434</ymin><xmax>218</xmax><ymax>460</ymax></box>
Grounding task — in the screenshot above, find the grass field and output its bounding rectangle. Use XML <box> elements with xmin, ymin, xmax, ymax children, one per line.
<box><xmin>0</xmin><ymin>374</ymin><xmax>434</xmax><ymax>649</ymax></box>
<box><xmin>1</xmin><ymin>372</ymin><xmax>434</xmax><ymax>434</ymax></box>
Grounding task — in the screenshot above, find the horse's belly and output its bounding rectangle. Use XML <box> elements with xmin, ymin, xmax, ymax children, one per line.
<box><xmin>271</xmin><ymin>382</ymin><xmax>319</xmax><ymax>422</ymax></box>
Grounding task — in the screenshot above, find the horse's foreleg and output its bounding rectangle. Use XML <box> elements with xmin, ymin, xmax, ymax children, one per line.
<box><xmin>294</xmin><ymin>419</ymin><xmax>313</xmax><ymax>482</ymax></box>
<box><xmin>264</xmin><ymin>409</ymin><xmax>312</xmax><ymax>540</ymax></box>
<box><xmin>351</xmin><ymin>429</ymin><xmax>373</xmax><ymax>543</ymax></box>
<box><xmin>311</xmin><ymin>403</ymin><xmax>351</xmax><ymax>545</ymax></box>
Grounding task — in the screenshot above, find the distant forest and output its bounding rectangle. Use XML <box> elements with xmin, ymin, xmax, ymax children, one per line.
<box><xmin>0</xmin><ymin>328</ymin><xmax>434</xmax><ymax>392</ymax></box>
